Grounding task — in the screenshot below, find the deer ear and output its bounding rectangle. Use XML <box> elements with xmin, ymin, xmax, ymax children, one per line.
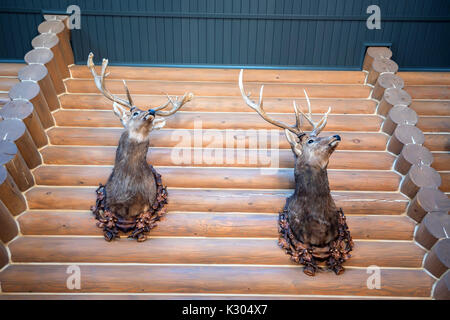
<box><xmin>151</xmin><ymin>118</ymin><xmax>166</xmax><ymax>131</ymax></box>
<box><xmin>284</xmin><ymin>129</ymin><xmax>302</xmax><ymax>157</ymax></box>
<box><xmin>113</xmin><ymin>102</ymin><xmax>131</xmax><ymax>126</ymax></box>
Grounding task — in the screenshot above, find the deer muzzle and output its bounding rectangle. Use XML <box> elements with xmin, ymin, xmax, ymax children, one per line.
<box><xmin>329</xmin><ymin>135</ymin><xmax>341</xmax><ymax>147</ymax></box>
<box><xmin>144</xmin><ymin>109</ymin><xmax>156</xmax><ymax>121</ymax></box>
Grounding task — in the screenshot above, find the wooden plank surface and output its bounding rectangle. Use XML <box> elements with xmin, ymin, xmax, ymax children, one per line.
<box><xmin>432</xmin><ymin>152</ymin><xmax>450</xmax><ymax>171</ymax></box>
<box><xmin>398</xmin><ymin>72</ymin><xmax>450</xmax><ymax>85</ymax></box>
<box><xmin>65</xmin><ymin>79</ymin><xmax>371</xmax><ymax>98</ymax></box>
<box><xmin>0</xmin><ymin>265</ymin><xmax>434</xmax><ymax>297</ymax></box>
<box><xmin>18</xmin><ymin>211</ymin><xmax>415</xmax><ymax>240</ymax></box>
<box><xmin>404</xmin><ymin>85</ymin><xmax>450</xmax><ymax>100</ymax></box>
<box><xmin>416</xmin><ymin>116</ymin><xmax>450</xmax><ymax>133</ymax></box>
<box><xmin>424</xmin><ymin>134</ymin><xmax>450</xmax><ymax>152</ymax></box>
<box><xmin>0</xmin><ymin>63</ymin><xmax>24</xmax><ymax>77</ymax></box>
<box><xmin>9</xmin><ymin>237</ymin><xmax>425</xmax><ymax>268</ymax></box>
<box><xmin>25</xmin><ymin>187</ymin><xmax>408</xmax><ymax>215</ymax></box>
<box><xmin>60</xmin><ymin>94</ymin><xmax>377</xmax><ymax>114</ymax></box>
<box><xmin>440</xmin><ymin>172</ymin><xmax>449</xmax><ymax>192</ymax></box>
<box><xmin>41</xmin><ymin>146</ymin><xmax>395</xmax><ymax>170</ymax></box>
<box><xmin>0</xmin><ymin>93</ymin><xmax>9</xmax><ymax>105</ymax></box>
<box><xmin>410</xmin><ymin>101</ymin><xmax>450</xmax><ymax>116</ymax></box>
<box><xmin>70</xmin><ymin>65</ymin><xmax>366</xmax><ymax>83</ymax></box>
<box><xmin>0</xmin><ymin>78</ymin><xmax>19</xmax><ymax>91</ymax></box>
<box><xmin>53</xmin><ymin>110</ymin><xmax>383</xmax><ymax>131</ymax></box>
<box><xmin>33</xmin><ymin>165</ymin><xmax>401</xmax><ymax>191</ymax></box>
<box><xmin>47</xmin><ymin>127</ymin><xmax>389</xmax><ymax>150</ymax></box>
<box><xmin>5</xmin><ymin>66</ymin><xmax>437</xmax><ymax>299</ymax></box>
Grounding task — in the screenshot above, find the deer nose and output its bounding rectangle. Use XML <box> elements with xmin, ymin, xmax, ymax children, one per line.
<box><xmin>333</xmin><ymin>134</ymin><xmax>341</xmax><ymax>141</ymax></box>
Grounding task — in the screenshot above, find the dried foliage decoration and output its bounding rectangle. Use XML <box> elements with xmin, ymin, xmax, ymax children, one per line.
<box><xmin>278</xmin><ymin>204</ymin><xmax>354</xmax><ymax>276</ymax></box>
<box><xmin>91</xmin><ymin>165</ymin><xmax>168</xmax><ymax>242</ymax></box>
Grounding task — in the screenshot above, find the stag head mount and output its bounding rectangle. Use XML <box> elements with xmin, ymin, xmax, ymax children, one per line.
<box><xmin>87</xmin><ymin>52</ymin><xmax>193</xmax><ymax>142</ymax></box>
<box><xmin>238</xmin><ymin>69</ymin><xmax>340</xmax><ymax>169</ymax></box>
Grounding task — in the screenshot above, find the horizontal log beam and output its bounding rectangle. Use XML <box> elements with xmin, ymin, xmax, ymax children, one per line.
<box><xmin>18</xmin><ymin>211</ymin><xmax>416</xmax><ymax>240</ymax></box>
<box><xmin>25</xmin><ymin>187</ymin><xmax>409</xmax><ymax>215</ymax></box>
<box><xmin>33</xmin><ymin>166</ymin><xmax>401</xmax><ymax>191</ymax></box>
<box><xmin>0</xmin><ymin>265</ymin><xmax>434</xmax><ymax>297</ymax></box>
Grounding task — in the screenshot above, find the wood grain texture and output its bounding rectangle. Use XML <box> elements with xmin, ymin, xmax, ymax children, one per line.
<box><xmin>70</xmin><ymin>65</ymin><xmax>366</xmax><ymax>84</ymax></box>
<box><xmin>53</xmin><ymin>110</ymin><xmax>383</xmax><ymax>131</ymax></box>
<box><xmin>47</xmin><ymin>127</ymin><xmax>389</xmax><ymax>150</ymax></box>
<box><xmin>440</xmin><ymin>172</ymin><xmax>449</xmax><ymax>192</ymax></box>
<box><xmin>0</xmin><ymin>63</ymin><xmax>25</xmax><ymax>76</ymax></box>
<box><xmin>398</xmin><ymin>72</ymin><xmax>450</xmax><ymax>85</ymax></box>
<box><xmin>410</xmin><ymin>101</ymin><xmax>450</xmax><ymax>116</ymax></box>
<box><xmin>41</xmin><ymin>146</ymin><xmax>395</xmax><ymax>170</ymax></box>
<box><xmin>33</xmin><ymin>165</ymin><xmax>401</xmax><ymax>191</ymax></box>
<box><xmin>9</xmin><ymin>237</ymin><xmax>425</xmax><ymax>268</ymax></box>
<box><xmin>0</xmin><ymin>264</ymin><xmax>434</xmax><ymax>297</ymax></box>
<box><xmin>6</xmin><ymin>66</ymin><xmax>440</xmax><ymax>299</ymax></box>
<box><xmin>25</xmin><ymin>187</ymin><xmax>408</xmax><ymax>215</ymax></box>
<box><xmin>0</xmin><ymin>243</ymin><xmax>8</xmax><ymax>269</ymax></box>
<box><xmin>416</xmin><ymin>116</ymin><xmax>450</xmax><ymax>133</ymax></box>
<box><xmin>404</xmin><ymin>86</ymin><xmax>450</xmax><ymax>100</ymax></box>
<box><xmin>424</xmin><ymin>134</ymin><xmax>449</xmax><ymax>152</ymax></box>
<box><xmin>18</xmin><ymin>211</ymin><xmax>415</xmax><ymax>240</ymax></box>
<box><xmin>0</xmin><ymin>200</ymin><xmax>18</xmax><ymax>243</ymax></box>
<box><xmin>0</xmin><ymin>93</ymin><xmax>9</xmax><ymax>105</ymax></box>
<box><xmin>0</xmin><ymin>78</ymin><xmax>19</xmax><ymax>91</ymax></box>
<box><xmin>59</xmin><ymin>93</ymin><xmax>376</xmax><ymax>114</ymax></box>
<box><xmin>65</xmin><ymin>79</ymin><xmax>371</xmax><ymax>98</ymax></box>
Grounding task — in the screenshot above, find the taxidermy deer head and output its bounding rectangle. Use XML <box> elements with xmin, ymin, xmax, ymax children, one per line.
<box><xmin>239</xmin><ymin>70</ymin><xmax>349</xmax><ymax>276</ymax></box>
<box><xmin>87</xmin><ymin>52</ymin><xmax>193</xmax><ymax>141</ymax></box>
<box><xmin>87</xmin><ymin>53</ymin><xmax>193</xmax><ymax>242</ymax></box>
<box><xmin>238</xmin><ymin>69</ymin><xmax>340</xmax><ymax>168</ymax></box>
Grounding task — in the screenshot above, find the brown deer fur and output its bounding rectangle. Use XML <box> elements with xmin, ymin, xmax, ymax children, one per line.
<box><xmin>87</xmin><ymin>53</ymin><xmax>193</xmax><ymax>241</ymax></box>
<box><xmin>106</xmin><ymin>127</ymin><xmax>159</xmax><ymax>219</ymax></box>
<box><xmin>239</xmin><ymin>69</ymin><xmax>352</xmax><ymax>275</ymax></box>
<box><xmin>286</xmin><ymin>133</ymin><xmax>341</xmax><ymax>247</ymax></box>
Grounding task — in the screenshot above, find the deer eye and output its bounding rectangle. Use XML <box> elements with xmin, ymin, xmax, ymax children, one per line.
<box><xmin>307</xmin><ymin>139</ymin><xmax>314</xmax><ymax>144</ymax></box>
<box><xmin>133</xmin><ymin>112</ymin><xmax>139</xmax><ymax>117</ymax></box>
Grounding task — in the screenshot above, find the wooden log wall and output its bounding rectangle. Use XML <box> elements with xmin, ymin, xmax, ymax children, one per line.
<box><xmin>0</xmin><ymin>15</ymin><xmax>72</xmax><ymax>270</ymax></box>
<box><xmin>364</xmin><ymin>46</ymin><xmax>450</xmax><ymax>300</ymax></box>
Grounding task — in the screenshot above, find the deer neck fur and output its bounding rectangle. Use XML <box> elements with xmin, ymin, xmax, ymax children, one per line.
<box><xmin>114</xmin><ymin>131</ymin><xmax>150</xmax><ymax>171</ymax></box>
<box><xmin>287</xmin><ymin>161</ymin><xmax>338</xmax><ymax>246</ymax></box>
<box><xmin>293</xmin><ymin>163</ymin><xmax>332</xmax><ymax>200</ymax></box>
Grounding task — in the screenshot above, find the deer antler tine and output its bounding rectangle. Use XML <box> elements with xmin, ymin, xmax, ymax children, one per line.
<box><xmin>238</xmin><ymin>69</ymin><xmax>300</xmax><ymax>135</ymax></box>
<box><xmin>311</xmin><ymin>107</ymin><xmax>331</xmax><ymax>136</ymax></box>
<box><xmin>155</xmin><ymin>92</ymin><xmax>193</xmax><ymax>117</ymax></box>
<box><xmin>303</xmin><ymin>89</ymin><xmax>312</xmax><ymax>116</ymax></box>
<box><xmin>86</xmin><ymin>53</ymin><xmax>132</xmax><ymax>109</ymax></box>
<box><xmin>101</xmin><ymin>58</ymin><xmax>108</xmax><ymax>77</ymax></box>
<box><xmin>167</xmin><ymin>94</ymin><xmax>176</xmax><ymax>106</ymax></box>
<box><xmin>150</xmin><ymin>93</ymin><xmax>172</xmax><ymax>112</ymax></box>
<box><xmin>238</xmin><ymin>69</ymin><xmax>257</xmax><ymax>110</ymax></box>
<box><xmin>300</xmin><ymin>109</ymin><xmax>315</xmax><ymax>128</ymax></box>
<box><xmin>123</xmin><ymin>80</ymin><xmax>134</xmax><ymax>107</ymax></box>
<box><xmin>292</xmin><ymin>100</ymin><xmax>302</xmax><ymax>129</ymax></box>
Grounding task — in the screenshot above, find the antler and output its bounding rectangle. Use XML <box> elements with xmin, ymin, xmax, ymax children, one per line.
<box><xmin>296</xmin><ymin>90</ymin><xmax>331</xmax><ymax>137</ymax></box>
<box><xmin>239</xmin><ymin>69</ymin><xmax>331</xmax><ymax>137</ymax></box>
<box><xmin>153</xmin><ymin>93</ymin><xmax>194</xmax><ymax>117</ymax></box>
<box><xmin>239</xmin><ymin>69</ymin><xmax>301</xmax><ymax>135</ymax></box>
<box><xmin>87</xmin><ymin>52</ymin><xmax>133</xmax><ymax>109</ymax></box>
<box><xmin>88</xmin><ymin>52</ymin><xmax>193</xmax><ymax>116</ymax></box>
